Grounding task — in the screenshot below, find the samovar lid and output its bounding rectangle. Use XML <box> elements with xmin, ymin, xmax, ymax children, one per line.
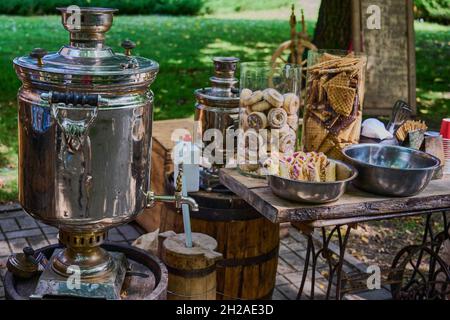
<box><xmin>13</xmin><ymin>7</ymin><xmax>159</xmax><ymax>87</ymax></box>
<box><xmin>195</xmin><ymin>57</ymin><xmax>240</xmax><ymax>108</ymax></box>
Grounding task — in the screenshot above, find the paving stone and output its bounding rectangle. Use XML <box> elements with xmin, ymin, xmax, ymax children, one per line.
<box><xmin>283</xmin><ymin>272</ymin><xmax>303</xmax><ymax>288</ymax></box>
<box><xmin>345</xmin><ymin>288</ymin><xmax>392</xmax><ymax>300</ymax></box>
<box><xmin>0</xmin><ymin>219</ymin><xmax>20</xmax><ymax>233</ymax></box>
<box><xmin>296</xmin><ymin>277</ymin><xmax>327</xmax><ymax>300</ymax></box>
<box><xmin>278</xmin><ymin>243</ymin><xmax>292</xmax><ymax>255</ymax></box>
<box><xmin>41</xmin><ymin>226</ymin><xmax>58</xmax><ymax>236</ymax></box>
<box><xmin>130</xmin><ymin>222</ymin><xmax>146</xmax><ymax>235</ymax></box>
<box><xmin>0</xmin><ymin>210</ymin><xmax>26</xmax><ymax>220</ymax></box>
<box><xmin>117</xmin><ymin>224</ymin><xmax>141</xmax><ymax>241</ymax></box>
<box><xmin>277</xmin><ymin>258</ymin><xmax>296</xmax><ymax>274</ymax></box>
<box><xmin>276</xmin><ymin>283</ymin><xmax>298</xmax><ymax>300</ymax></box>
<box><xmin>8</xmin><ymin>238</ymin><xmax>29</xmax><ymax>253</ymax></box>
<box><xmin>109</xmin><ymin>228</ymin><xmax>121</xmax><ymax>236</ymax></box>
<box><xmin>288</xmin><ymin>227</ymin><xmax>307</xmax><ymax>242</ymax></box>
<box><xmin>5</xmin><ymin>228</ymin><xmax>42</xmax><ymax>240</ymax></box>
<box><xmin>16</xmin><ymin>216</ymin><xmax>38</xmax><ymax>229</ymax></box>
<box><xmin>0</xmin><ymin>269</ymin><xmax>6</xmax><ymax>280</ymax></box>
<box><xmin>0</xmin><ymin>256</ymin><xmax>9</xmax><ymax>268</ymax></box>
<box><xmin>272</xmin><ymin>288</ymin><xmax>287</xmax><ymax>300</ymax></box>
<box><xmin>275</xmin><ymin>274</ymin><xmax>290</xmax><ymax>287</ymax></box>
<box><xmin>48</xmin><ymin>238</ymin><xmax>59</xmax><ymax>245</ymax></box>
<box><xmin>0</xmin><ymin>203</ymin><xmax>22</xmax><ymax>212</ymax></box>
<box><xmin>37</xmin><ymin>221</ymin><xmax>47</xmax><ymax>227</ymax></box>
<box><xmin>107</xmin><ymin>230</ymin><xmax>126</xmax><ymax>242</ymax></box>
<box><xmin>285</xmin><ymin>241</ymin><xmax>306</xmax><ymax>253</ymax></box>
<box><xmin>280</xmin><ymin>236</ymin><xmax>298</xmax><ymax>246</ymax></box>
<box><xmin>0</xmin><ymin>241</ymin><xmax>11</xmax><ymax>256</ymax></box>
<box><xmin>280</xmin><ymin>252</ymin><xmax>304</xmax><ymax>271</ymax></box>
<box><xmin>26</xmin><ymin>235</ymin><xmax>50</xmax><ymax>249</ymax></box>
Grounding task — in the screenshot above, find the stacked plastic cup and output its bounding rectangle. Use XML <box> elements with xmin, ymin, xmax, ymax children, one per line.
<box><xmin>441</xmin><ymin>119</ymin><xmax>450</xmax><ymax>174</ymax></box>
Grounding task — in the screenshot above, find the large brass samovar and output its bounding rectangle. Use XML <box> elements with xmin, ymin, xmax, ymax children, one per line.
<box><xmin>11</xmin><ymin>7</ymin><xmax>197</xmax><ymax>299</ymax></box>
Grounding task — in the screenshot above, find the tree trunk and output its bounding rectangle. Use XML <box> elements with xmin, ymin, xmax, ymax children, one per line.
<box><xmin>313</xmin><ymin>0</ymin><xmax>353</xmax><ymax>50</ymax></box>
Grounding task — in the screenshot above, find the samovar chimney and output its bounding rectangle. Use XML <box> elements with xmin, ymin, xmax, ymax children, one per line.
<box><xmin>57</xmin><ymin>7</ymin><xmax>117</xmax><ymax>48</ymax></box>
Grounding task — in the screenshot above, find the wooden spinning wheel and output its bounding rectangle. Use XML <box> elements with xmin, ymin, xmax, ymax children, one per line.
<box><xmin>270</xmin><ymin>5</ymin><xmax>317</xmax><ymax>67</ymax></box>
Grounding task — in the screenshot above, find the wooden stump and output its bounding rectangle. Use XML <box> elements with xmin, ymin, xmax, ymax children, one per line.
<box><xmin>159</xmin><ymin>232</ymin><xmax>222</xmax><ymax>300</ymax></box>
<box><xmin>161</xmin><ymin>189</ymin><xmax>280</xmax><ymax>300</ymax></box>
<box><xmin>136</xmin><ymin>119</ymin><xmax>193</xmax><ymax>232</ymax></box>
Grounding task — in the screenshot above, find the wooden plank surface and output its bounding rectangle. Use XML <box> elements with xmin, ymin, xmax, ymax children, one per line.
<box><xmin>219</xmin><ymin>168</ymin><xmax>450</xmax><ymax>224</ymax></box>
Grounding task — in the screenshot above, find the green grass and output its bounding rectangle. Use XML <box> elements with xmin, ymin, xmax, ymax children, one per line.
<box><xmin>0</xmin><ymin>15</ymin><xmax>448</xmax><ymax>202</ymax></box>
<box><xmin>204</xmin><ymin>0</ymin><xmax>293</xmax><ymax>14</ymax></box>
<box><xmin>415</xmin><ymin>22</ymin><xmax>450</xmax><ymax>127</ymax></box>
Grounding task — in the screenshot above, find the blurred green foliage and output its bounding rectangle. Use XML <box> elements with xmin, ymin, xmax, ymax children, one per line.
<box><xmin>0</xmin><ymin>0</ymin><xmax>204</xmax><ymax>15</ymax></box>
<box><xmin>415</xmin><ymin>0</ymin><xmax>450</xmax><ymax>24</ymax></box>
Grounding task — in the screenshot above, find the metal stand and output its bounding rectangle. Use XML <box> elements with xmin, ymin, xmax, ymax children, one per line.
<box><xmin>296</xmin><ymin>211</ymin><xmax>450</xmax><ymax>300</ymax></box>
<box><xmin>390</xmin><ymin>211</ymin><xmax>450</xmax><ymax>299</ymax></box>
<box><xmin>32</xmin><ymin>250</ymin><xmax>127</xmax><ymax>299</ymax></box>
<box><xmin>297</xmin><ymin>224</ymin><xmax>353</xmax><ymax>300</ymax></box>
<box><xmin>5</xmin><ymin>243</ymin><xmax>168</xmax><ymax>300</ymax></box>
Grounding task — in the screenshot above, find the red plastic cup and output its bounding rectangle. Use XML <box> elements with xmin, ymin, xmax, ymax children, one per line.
<box><xmin>440</xmin><ymin>118</ymin><xmax>450</xmax><ymax>139</ymax></box>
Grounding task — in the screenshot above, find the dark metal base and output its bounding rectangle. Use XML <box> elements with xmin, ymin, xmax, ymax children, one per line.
<box><xmin>389</xmin><ymin>212</ymin><xmax>450</xmax><ymax>299</ymax></box>
<box><xmin>296</xmin><ymin>211</ymin><xmax>450</xmax><ymax>300</ymax></box>
<box><xmin>31</xmin><ymin>250</ymin><xmax>128</xmax><ymax>300</ymax></box>
<box><xmin>4</xmin><ymin>242</ymin><xmax>168</xmax><ymax>300</ymax></box>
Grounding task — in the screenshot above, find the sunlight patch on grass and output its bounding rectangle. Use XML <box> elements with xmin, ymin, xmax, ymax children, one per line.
<box><xmin>200</xmin><ymin>39</ymin><xmax>274</xmax><ymax>61</ymax></box>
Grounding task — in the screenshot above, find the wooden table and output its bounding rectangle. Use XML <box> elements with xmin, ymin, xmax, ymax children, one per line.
<box><xmin>220</xmin><ymin>168</ymin><xmax>450</xmax><ymax>300</ymax></box>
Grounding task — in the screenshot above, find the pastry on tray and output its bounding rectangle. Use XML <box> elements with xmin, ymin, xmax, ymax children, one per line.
<box><xmin>263</xmin><ymin>151</ymin><xmax>337</xmax><ymax>182</ymax></box>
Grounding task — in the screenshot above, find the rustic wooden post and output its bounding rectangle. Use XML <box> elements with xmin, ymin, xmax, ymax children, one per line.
<box><xmin>159</xmin><ymin>232</ymin><xmax>222</xmax><ymax>300</ymax></box>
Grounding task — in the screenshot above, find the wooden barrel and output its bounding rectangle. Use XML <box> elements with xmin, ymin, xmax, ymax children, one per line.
<box><xmin>161</xmin><ymin>187</ymin><xmax>279</xmax><ymax>300</ymax></box>
<box><xmin>159</xmin><ymin>231</ymin><xmax>222</xmax><ymax>300</ymax></box>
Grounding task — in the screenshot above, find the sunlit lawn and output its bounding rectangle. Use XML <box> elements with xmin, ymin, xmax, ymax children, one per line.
<box><xmin>0</xmin><ymin>14</ymin><xmax>448</xmax><ymax>202</ymax></box>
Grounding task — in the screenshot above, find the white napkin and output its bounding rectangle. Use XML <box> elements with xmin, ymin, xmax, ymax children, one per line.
<box><xmin>361</xmin><ymin>118</ymin><xmax>394</xmax><ymax>140</ymax></box>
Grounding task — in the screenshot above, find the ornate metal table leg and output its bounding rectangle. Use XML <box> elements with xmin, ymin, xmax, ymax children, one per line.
<box><xmin>297</xmin><ymin>233</ymin><xmax>315</xmax><ymax>300</ymax></box>
<box><xmin>390</xmin><ymin>211</ymin><xmax>450</xmax><ymax>299</ymax></box>
<box><xmin>333</xmin><ymin>225</ymin><xmax>352</xmax><ymax>300</ymax></box>
<box><xmin>296</xmin><ymin>224</ymin><xmax>354</xmax><ymax>300</ymax></box>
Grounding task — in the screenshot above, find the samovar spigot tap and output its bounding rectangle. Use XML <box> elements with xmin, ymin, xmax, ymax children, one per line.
<box><xmin>145</xmin><ymin>164</ymin><xmax>199</xmax><ymax>211</ymax></box>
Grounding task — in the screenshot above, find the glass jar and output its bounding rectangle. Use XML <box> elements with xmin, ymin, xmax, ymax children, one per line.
<box><xmin>302</xmin><ymin>50</ymin><xmax>367</xmax><ymax>160</ymax></box>
<box><xmin>237</xmin><ymin>62</ymin><xmax>302</xmax><ymax>177</ymax></box>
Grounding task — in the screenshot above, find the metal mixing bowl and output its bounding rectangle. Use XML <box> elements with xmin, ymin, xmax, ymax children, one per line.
<box><xmin>267</xmin><ymin>160</ymin><xmax>357</xmax><ymax>204</ymax></box>
<box><xmin>343</xmin><ymin>144</ymin><xmax>440</xmax><ymax>197</ymax></box>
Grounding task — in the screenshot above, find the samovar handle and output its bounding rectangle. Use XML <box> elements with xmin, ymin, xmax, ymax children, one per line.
<box><xmin>41</xmin><ymin>92</ymin><xmax>100</xmax><ymax>106</ymax></box>
<box><xmin>41</xmin><ymin>91</ymin><xmax>100</xmax><ymax>152</ymax></box>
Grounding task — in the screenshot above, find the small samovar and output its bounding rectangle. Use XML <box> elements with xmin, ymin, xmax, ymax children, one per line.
<box><xmin>194</xmin><ymin>57</ymin><xmax>240</xmax><ymax>191</ymax></box>
<box><xmin>9</xmin><ymin>7</ymin><xmax>198</xmax><ymax>299</ymax></box>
